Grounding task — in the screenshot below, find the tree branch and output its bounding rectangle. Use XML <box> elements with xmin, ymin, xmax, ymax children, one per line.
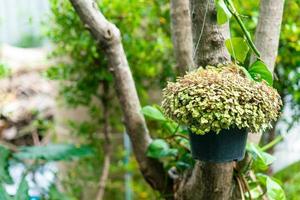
<box><xmin>96</xmin><ymin>82</ymin><xmax>111</xmax><ymax>200</ymax></box>
<box><xmin>69</xmin><ymin>0</ymin><xmax>172</xmax><ymax>196</ymax></box>
<box><xmin>248</xmin><ymin>0</ymin><xmax>285</xmax><ymax>144</ymax></box>
<box><xmin>170</xmin><ymin>0</ymin><xmax>194</xmax><ymax>75</ymax></box>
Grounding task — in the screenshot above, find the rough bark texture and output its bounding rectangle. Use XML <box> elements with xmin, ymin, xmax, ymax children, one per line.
<box><xmin>176</xmin><ymin>161</ymin><xmax>234</xmax><ymax>200</ymax></box>
<box><xmin>190</xmin><ymin>0</ymin><xmax>230</xmax><ymax>68</ymax></box>
<box><xmin>248</xmin><ymin>0</ymin><xmax>285</xmax><ymax>144</ymax></box>
<box><xmin>69</xmin><ymin>0</ymin><xmax>173</xmax><ymax>197</ymax></box>
<box><xmin>170</xmin><ymin>0</ymin><xmax>194</xmax><ymax>74</ymax></box>
<box><xmin>175</xmin><ymin>1</ymin><xmax>235</xmax><ymax>199</ymax></box>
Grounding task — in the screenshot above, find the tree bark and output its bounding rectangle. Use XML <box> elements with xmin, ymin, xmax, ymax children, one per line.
<box><xmin>170</xmin><ymin>0</ymin><xmax>194</xmax><ymax>75</ymax></box>
<box><xmin>175</xmin><ymin>1</ymin><xmax>235</xmax><ymax>199</ymax></box>
<box><xmin>176</xmin><ymin>161</ymin><xmax>234</xmax><ymax>200</ymax></box>
<box><xmin>248</xmin><ymin>0</ymin><xmax>285</xmax><ymax>144</ymax></box>
<box><xmin>96</xmin><ymin>82</ymin><xmax>111</xmax><ymax>200</ymax></box>
<box><xmin>69</xmin><ymin>0</ymin><xmax>173</xmax><ymax>197</ymax></box>
<box><xmin>190</xmin><ymin>0</ymin><xmax>230</xmax><ymax>68</ymax></box>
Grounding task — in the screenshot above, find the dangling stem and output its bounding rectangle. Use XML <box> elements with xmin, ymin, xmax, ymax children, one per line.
<box><xmin>224</xmin><ymin>0</ymin><xmax>261</xmax><ymax>58</ymax></box>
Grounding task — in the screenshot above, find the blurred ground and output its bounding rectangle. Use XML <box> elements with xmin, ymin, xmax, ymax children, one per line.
<box><xmin>0</xmin><ymin>44</ymin><xmax>55</xmax><ymax>146</ymax></box>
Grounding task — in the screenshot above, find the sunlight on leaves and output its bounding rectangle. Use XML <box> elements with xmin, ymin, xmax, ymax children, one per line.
<box><xmin>225</xmin><ymin>37</ymin><xmax>249</xmax><ymax>63</ymax></box>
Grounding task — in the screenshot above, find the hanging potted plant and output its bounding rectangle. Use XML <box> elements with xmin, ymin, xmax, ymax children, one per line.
<box><xmin>161</xmin><ymin>0</ymin><xmax>282</xmax><ymax>162</ymax></box>
<box><xmin>161</xmin><ymin>64</ymin><xmax>282</xmax><ymax>162</ymax></box>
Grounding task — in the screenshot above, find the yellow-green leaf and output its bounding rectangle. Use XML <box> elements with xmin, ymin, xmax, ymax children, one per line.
<box><xmin>225</xmin><ymin>37</ymin><xmax>249</xmax><ymax>63</ymax></box>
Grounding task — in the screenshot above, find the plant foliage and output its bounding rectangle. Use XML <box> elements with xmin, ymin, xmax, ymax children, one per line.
<box><xmin>0</xmin><ymin>146</ymin><xmax>12</xmax><ymax>184</ymax></box>
<box><xmin>162</xmin><ymin>64</ymin><xmax>282</xmax><ymax>135</ymax></box>
<box><xmin>14</xmin><ymin>144</ymin><xmax>93</xmax><ymax>161</ymax></box>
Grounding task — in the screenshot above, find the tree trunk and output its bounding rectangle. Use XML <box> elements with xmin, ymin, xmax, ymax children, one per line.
<box><xmin>175</xmin><ymin>1</ymin><xmax>236</xmax><ymax>199</ymax></box>
<box><xmin>190</xmin><ymin>0</ymin><xmax>230</xmax><ymax>68</ymax></box>
<box><xmin>248</xmin><ymin>0</ymin><xmax>285</xmax><ymax>144</ymax></box>
<box><xmin>176</xmin><ymin>161</ymin><xmax>235</xmax><ymax>200</ymax></box>
<box><xmin>170</xmin><ymin>0</ymin><xmax>194</xmax><ymax>75</ymax></box>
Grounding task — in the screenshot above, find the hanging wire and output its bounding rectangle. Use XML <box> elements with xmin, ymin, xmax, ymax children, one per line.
<box><xmin>191</xmin><ymin>0</ymin><xmax>209</xmax><ymax>71</ymax></box>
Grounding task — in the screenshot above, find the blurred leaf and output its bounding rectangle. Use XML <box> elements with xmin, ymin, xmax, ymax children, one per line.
<box><xmin>176</xmin><ymin>161</ymin><xmax>191</xmax><ymax>171</ymax></box>
<box><xmin>163</xmin><ymin>121</ymin><xmax>179</xmax><ymax>134</ymax></box>
<box><xmin>14</xmin><ymin>177</ymin><xmax>29</xmax><ymax>200</ymax></box>
<box><xmin>176</xmin><ymin>152</ymin><xmax>193</xmax><ymax>171</ymax></box>
<box><xmin>266</xmin><ymin>176</ymin><xmax>286</xmax><ymax>200</ymax></box>
<box><xmin>0</xmin><ymin>63</ymin><xmax>11</xmax><ymax>79</ymax></box>
<box><xmin>14</xmin><ymin>144</ymin><xmax>93</xmax><ymax>161</ymax></box>
<box><xmin>225</xmin><ymin>37</ymin><xmax>249</xmax><ymax>63</ymax></box>
<box><xmin>142</xmin><ymin>106</ymin><xmax>166</xmax><ymax>121</ymax></box>
<box><xmin>216</xmin><ymin>0</ymin><xmax>232</xmax><ymax>25</ymax></box>
<box><xmin>48</xmin><ymin>184</ymin><xmax>75</xmax><ymax>200</ymax></box>
<box><xmin>274</xmin><ymin>161</ymin><xmax>300</xmax><ymax>199</ymax></box>
<box><xmin>147</xmin><ymin>139</ymin><xmax>178</xmax><ymax>159</ymax></box>
<box><xmin>257</xmin><ymin>173</ymin><xmax>286</xmax><ymax>200</ymax></box>
<box><xmin>248</xmin><ymin>60</ymin><xmax>273</xmax><ymax>85</ymax></box>
<box><xmin>247</xmin><ymin>143</ymin><xmax>276</xmax><ymax>171</ymax></box>
<box><xmin>0</xmin><ymin>145</ymin><xmax>13</xmax><ymax>184</ymax></box>
<box><xmin>245</xmin><ymin>186</ymin><xmax>263</xmax><ymax>199</ymax></box>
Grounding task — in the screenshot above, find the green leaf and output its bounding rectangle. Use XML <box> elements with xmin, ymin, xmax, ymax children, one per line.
<box><xmin>225</xmin><ymin>37</ymin><xmax>249</xmax><ymax>63</ymax></box>
<box><xmin>256</xmin><ymin>173</ymin><xmax>286</xmax><ymax>200</ymax></box>
<box><xmin>247</xmin><ymin>143</ymin><xmax>276</xmax><ymax>171</ymax></box>
<box><xmin>216</xmin><ymin>0</ymin><xmax>232</xmax><ymax>25</ymax></box>
<box><xmin>142</xmin><ymin>106</ymin><xmax>166</xmax><ymax>121</ymax></box>
<box><xmin>266</xmin><ymin>177</ymin><xmax>286</xmax><ymax>200</ymax></box>
<box><xmin>248</xmin><ymin>60</ymin><xmax>273</xmax><ymax>85</ymax></box>
<box><xmin>15</xmin><ymin>177</ymin><xmax>29</xmax><ymax>200</ymax></box>
<box><xmin>147</xmin><ymin>139</ymin><xmax>178</xmax><ymax>159</ymax></box>
<box><xmin>163</xmin><ymin>121</ymin><xmax>179</xmax><ymax>134</ymax></box>
<box><xmin>14</xmin><ymin>144</ymin><xmax>93</xmax><ymax>161</ymax></box>
<box><xmin>0</xmin><ymin>145</ymin><xmax>13</xmax><ymax>184</ymax></box>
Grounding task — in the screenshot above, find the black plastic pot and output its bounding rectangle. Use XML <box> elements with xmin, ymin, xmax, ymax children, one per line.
<box><xmin>188</xmin><ymin>128</ymin><xmax>248</xmax><ymax>163</ymax></box>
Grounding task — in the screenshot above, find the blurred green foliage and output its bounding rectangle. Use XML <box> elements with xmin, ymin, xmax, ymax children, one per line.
<box><xmin>0</xmin><ymin>143</ymin><xmax>93</xmax><ymax>200</ymax></box>
<box><xmin>275</xmin><ymin>0</ymin><xmax>300</xmax><ymax>128</ymax></box>
<box><xmin>274</xmin><ymin>161</ymin><xmax>300</xmax><ymax>200</ymax></box>
<box><xmin>14</xmin><ymin>33</ymin><xmax>43</xmax><ymax>48</ymax></box>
